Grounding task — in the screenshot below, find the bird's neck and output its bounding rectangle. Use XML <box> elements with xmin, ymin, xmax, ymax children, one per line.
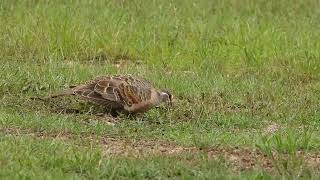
<box><xmin>150</xmin><ymin>90</ymin><xmax>163</xmax><ymax>105</ymax></box>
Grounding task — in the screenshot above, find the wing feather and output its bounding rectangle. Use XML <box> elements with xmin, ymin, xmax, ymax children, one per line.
<box><xmin>69</xmin><ymin>75</ymin><xmax>157</xmax><ymax>112</ymax></box>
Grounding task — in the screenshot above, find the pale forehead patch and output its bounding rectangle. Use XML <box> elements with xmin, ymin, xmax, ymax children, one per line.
<box><xmin>160</xmin><ymin>92</ymin><xmax>169</xmax><ymax>96</ymax></box>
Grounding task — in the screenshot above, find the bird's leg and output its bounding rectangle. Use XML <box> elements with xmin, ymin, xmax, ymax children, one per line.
<box><xmin>96</xmin><ymin>108</ymin><xmax>116</xmax><ymax>117</ymax></box>
<box><xmin>110</xmin><ymin>109</ymin><xmax>120</xmax><ymax>117</ymax></box>
<box><xmin>110</xmin><ymin>111</ymin><xmax>119</xmax><ymax>117</ymax></box>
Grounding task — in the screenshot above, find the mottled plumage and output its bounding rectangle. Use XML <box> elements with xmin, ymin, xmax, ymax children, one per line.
<box><xmin>46</xmin><ymin>75</ymin><xmax>172</xmax><ymax>115</ymax></box>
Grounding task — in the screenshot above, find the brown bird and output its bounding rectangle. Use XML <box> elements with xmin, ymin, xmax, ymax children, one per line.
<box><xmin>43</xmin><ymin>75</ymin><xmax>172</xmax><ymax>116</ymax></box>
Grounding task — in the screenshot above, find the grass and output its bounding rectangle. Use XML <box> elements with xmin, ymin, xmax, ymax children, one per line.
<box><xmin>1</xmin><ymin>0</ymin><xmax>320</xmax><ymax>178</ymax></box>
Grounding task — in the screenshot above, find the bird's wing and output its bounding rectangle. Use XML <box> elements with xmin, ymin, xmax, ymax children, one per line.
<box><xmin>92</xmin><ymin>75</ymin><xmax>153</xmax><ymax>108</ymax></box>
<box><xmin>71</xmin><ymin>76</ymin><xmax>121</xmax><ymax>108</ymax></box>
<box><xmin>70</xmin><ymin>75</ymin><xmax>156</xmax><ymax>112</ymax></box>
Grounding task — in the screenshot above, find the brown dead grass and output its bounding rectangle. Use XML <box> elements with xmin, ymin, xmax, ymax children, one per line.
<box><xmin>1</xmin><ymin>127</ymin><xmax>319</xmax><ymax>172</ymax></box>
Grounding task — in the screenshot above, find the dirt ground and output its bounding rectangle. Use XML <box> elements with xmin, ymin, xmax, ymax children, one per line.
<box><xmin>1</xmin><ymin>127</ymin><xmax>319</xmax><ymax>172</ymax></box>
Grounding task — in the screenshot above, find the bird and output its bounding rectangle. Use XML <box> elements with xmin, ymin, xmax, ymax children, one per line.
<box><xmin>40</xmin><ymin>74</ymin><xmax>172</xmax><ymax>116</ymax></box>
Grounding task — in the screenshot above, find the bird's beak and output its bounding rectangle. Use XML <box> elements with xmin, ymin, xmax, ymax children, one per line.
<box><xmin>168</xmin><ymin>96</ymin><xmax>173</xmax><ymax>106</ymax></box>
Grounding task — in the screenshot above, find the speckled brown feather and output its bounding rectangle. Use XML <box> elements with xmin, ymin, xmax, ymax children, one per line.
<box><xmin>48</xmin><ymin>75</ymin><xmax>163</xmax><ymax>114</ymax></box>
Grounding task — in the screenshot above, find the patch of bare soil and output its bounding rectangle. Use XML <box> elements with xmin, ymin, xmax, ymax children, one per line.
<box><xmin>1</xmin><ymin>128</ymin><xmax>319</xmax><ymax>172</ymax></box>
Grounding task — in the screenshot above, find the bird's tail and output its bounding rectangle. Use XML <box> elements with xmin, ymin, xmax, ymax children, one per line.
<box><xmin>30</xmin><ymin>89</ymin><xmax>75</xmax><ymax>101</ymax></box>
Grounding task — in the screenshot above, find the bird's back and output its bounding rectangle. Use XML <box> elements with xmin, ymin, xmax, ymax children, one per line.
<box><xmin>71</xmin><ymin>75</ymin><xmax>159</xmax><ymax>113</ymax></box>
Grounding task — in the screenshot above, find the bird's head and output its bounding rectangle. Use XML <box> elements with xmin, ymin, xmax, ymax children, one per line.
<box><xmin>159</xmin><ymin>90</ymin><xmax>173</xmax><ymax>106</ymax></box>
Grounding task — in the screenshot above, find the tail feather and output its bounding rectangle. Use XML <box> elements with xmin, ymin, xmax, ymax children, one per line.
<box><xmin>30</xmin><ymin>89</ymin><xmax>75</xmax><ymax>101</ymax></box>
<box><xmin>47</xmin><ymin>90</ymin><xmax>75</xmax><ymax>98</ymax></box>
